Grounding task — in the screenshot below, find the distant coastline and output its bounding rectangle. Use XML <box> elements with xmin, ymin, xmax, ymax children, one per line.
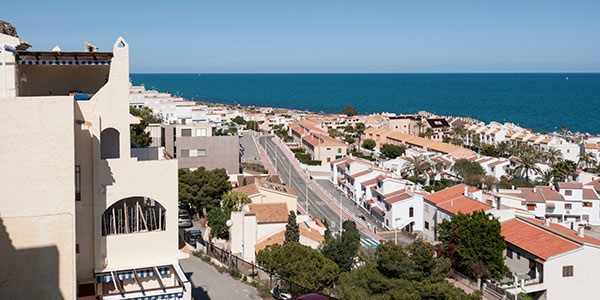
<box><xmin>130</xmin><ymin>73</ymin><xmax>600</xmax><ymax>135</ymax></box>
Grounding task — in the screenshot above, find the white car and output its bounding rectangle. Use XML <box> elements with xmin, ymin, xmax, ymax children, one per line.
<box><xmin>178</xmin><ymin>212</ymin><xmax>192</xmax><ymax>228</ymax></box>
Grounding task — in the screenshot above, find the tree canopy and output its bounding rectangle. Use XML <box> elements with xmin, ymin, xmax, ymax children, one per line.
<box><xmin>221</xmin><ymin>190</ymin><xmax>251</xmax><ymax>211</ymax></box>
<box><xmin>437</xmin><ymin>211</ymin><xmax>508</xmax><ymax>280</ymax></box>
<box><xmin>129</xmin><ymin>106</ymin><xmax>162</xmax><ymax>147</ymax></box>
<box><xmin>178</xmin><ymin>167</ymin><xmax>232</xmax><ymax>214</ymax></box>
<box><xmin>336</xmin><ymin>241</ymin><xmax>481</xmax><ymax>300</ymax></box>
<box><xmin>231</xmin><ymin>115</ymin><xmax>246</xmax><ymax>125</ymax></box>
<box><xmin>341</xmin><ymin>105</ymin><xmax>358</xmax><ymax>116</ymax></box>
<box><xmin>256</xmin><ymin>242</ymin><xmax>339</xmax><ymax>293</ymax></box>
<box><xmin>361</xmin><ymin>139</ymin><xmax>376</xmax><ymax>150</ymax></box>
<box><xmin>380</xmin><ymin>143</ymin><xmax>405</xmax><ymax>159</ymax></box>
<box><xmin>321</xmin><ymin>220</ymin><xmax>361</xmax><ymax>272</ymax></box>
<box><xmin>284</xmin><ymin>210</ymin><xmax>300</xmax><ymax>244</ymax></box>
<box><xmin>206</xmin><ymin>206</ymin><xmax>232</xmax><ymax>239</ymax></box>
<box><xmin>246</xmin><ymin>120</ymin><xmax>260</xmax><ymax>131</ymax></box>
<box><xmin>452</xmin><ymin>158</ymin><xmax>486</xmax><ymax>186</ymax></box>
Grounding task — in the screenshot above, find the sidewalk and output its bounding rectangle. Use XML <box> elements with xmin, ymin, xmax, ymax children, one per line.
<box><xmin>269</xmin><ymin>135</ymin><xmax>384</xmax><ymax>242</ymax></box>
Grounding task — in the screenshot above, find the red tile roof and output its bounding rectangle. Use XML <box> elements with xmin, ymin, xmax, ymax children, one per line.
<box><xmin>385</xmin><ymin>193</ymin><xmax>413</xmax><ymax>205</ymax></box>
<box><xmin>558</xmin><ymin>182</ymin><xmax>583</xmax><ymax>189</ymax></box>
<box><xmin>247</xmin><ymin>203</ymin><xmax>289</xmax><ymax>224</ymax></box>
<box><xmin>361</xmin><ymin>178</ymin><xmax>378</xmax><ymax>188</ymax></box>
<box><xmin>349</xmin><ymin>170</ymin><xmax>371</xmax><ymax>179</ymax></box>
<box><xmin>586</xmin><ymin>178</ymin><xmax>600</xmax><ymax>192</ymax></box>
<box><xmin>437</xmin><ymin>196</ymin><xmax>492</xmax><ymax>215</ymax></box>
<box><xmin>583</xmin><ymin>188</ymin><xmax>599</xmax><ymax>200</ymax></box>
<box><xmin>501</xmin><ymin>218</ymin><xmax>580</xmax><ymax>261</ymax></box>
<box><xmin>424</xmin><ymin>184</ymin><xmax>478</xmax><ymax>205</ymax></box>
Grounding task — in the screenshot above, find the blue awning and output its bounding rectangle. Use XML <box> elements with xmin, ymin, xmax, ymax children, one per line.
<box><xmin>96</xmin><ymin>267</ymin><xmax>170</xmax><ymax>283</ymax></box>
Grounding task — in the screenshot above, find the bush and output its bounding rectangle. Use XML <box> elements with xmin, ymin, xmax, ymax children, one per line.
<box><xmin>230</xmin><ymin>269</ymin><xmax>243</xmax><ymax>279</ymax></box>
<box><xmin>201</xmin><ymin>255</ymin><xmax>211</xmax><ymax>262</ymax></box>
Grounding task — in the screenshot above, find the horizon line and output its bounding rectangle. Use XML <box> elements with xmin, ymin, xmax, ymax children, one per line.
<box><xmin>130</xmin><ymin>71</ymin><xmax>600</xmax><ymax>75</ymax></box>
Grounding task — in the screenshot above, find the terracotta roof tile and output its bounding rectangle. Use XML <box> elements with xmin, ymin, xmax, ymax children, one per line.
<box><xmin>558</xmin><ymin>182</ymin><xmax>583</xmax><ymax>189</ymax></box>
<box><xmin>361</xmin><ymin>178</ymin><xmax>378</xmax><ymax>188</ymax></box>
<box><xmin>300</xmin><ymin>225</ymin><xmax>325</xmax><ymax>244</ymax></box>
<box><xmin>255</xmin><ymin>230</ymin><xmax>285</xmax><ymax>252</ymax></box>
<box><xmin>349</xmin><ymin>169</ymin><xmax>371</xmax><ymax>179</ymax></box>
<box><xmin>247</xmin><ymin>203</ymin><xmax>289</xmax><ymax>224</ymax></box>
<box><xmin>234</xmin><ymin>184</ymin><xmax>260</xmax><ymax>197</ymax></box>
<box><xmin>437</xmin><ymin>196</ymin><xmax>493</xmax><ymax>215</ymax></box>
<box><xmin>424</xmin><ymin>184</ymin><xmax>478</xmax><ymax>205</ymax></box>
<box><xmin>585</xmin><ymin>178</ymin><xmax>600</xmax><ymax>192</ymax></box>
<box><xmin>583</xmin><ymin>189</ymin><xmax>599</xmax><ymax>200</ymax></box>
<box><xmin>385</xmin><ymin>193</ymin><xmax>413</xmax><ymax>204</ymax></box>
<box><xmin>501</xmin><ymin>218</ymin><xmax>580</xmax><ymax>261</ymax></box>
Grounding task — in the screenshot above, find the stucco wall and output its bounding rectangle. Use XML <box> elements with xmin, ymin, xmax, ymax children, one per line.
<box><xmin>0</xmin><ymin>96</ymin><xmax>76</xmax><ymax>299</ymax></box>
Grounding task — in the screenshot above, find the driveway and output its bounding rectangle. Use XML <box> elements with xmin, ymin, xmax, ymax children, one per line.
<box><xmin>180</xmin><ymin>255</ymin><xmax>263</xmax><ymax>300</ymax></box>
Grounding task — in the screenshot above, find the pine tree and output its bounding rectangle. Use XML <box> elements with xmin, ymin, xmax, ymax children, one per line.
<box><xmin>284</xmin><ymin>211</ymin><xmax>299</xmax><ymax>243</ymax></box>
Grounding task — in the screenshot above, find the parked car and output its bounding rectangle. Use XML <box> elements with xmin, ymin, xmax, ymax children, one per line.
<box><xmin>178</xmin><ymin>211</ymin><xmax>192</xmax><ymax>228</ymax></box>
<box><xmin>183</xmin><ymin>229</ymin><xmax>203</xmax><ymax>245</ymax></box>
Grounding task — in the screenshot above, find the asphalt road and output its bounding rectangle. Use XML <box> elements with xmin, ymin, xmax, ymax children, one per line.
<box><xmin>239</xmin><ymin>132</ymin><xmax>261</xmax><ymax>164</ymax></box>
<box><xmin>180</xmin><ymin>256</ymin><xmax>262</xmax><ymax>300</ymax></box>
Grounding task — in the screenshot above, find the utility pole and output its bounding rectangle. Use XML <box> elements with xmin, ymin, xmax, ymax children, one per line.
<box><xmin>339</xmin><ymin>194</ymin><xmax>343</xmax><ymax>235</ymax></box>
<box><xmin>305</xmin><ymin>181</ymin><xmax>309</xmax><ymax>215</ymax></box>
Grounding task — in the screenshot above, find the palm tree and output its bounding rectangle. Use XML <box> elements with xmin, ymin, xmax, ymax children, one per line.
<box><xmin>578</xmin><ymin>151</ymin><xmax>598</xmax><ymax>171</ymax></box>
<box><xmin>449</xmin><ymin>125</ymin><xmax>465</xmax><ymax>146</ymax></box>
<box><xmin>541</xmin><ymin>147</ymin><xmax>563</xmax><ymax>166</ymax></box>
<box><xmin>496</xmin><ymin>141</ymin><xmax>511</xmax><ymax>158</ymax></box>
<box><xmin>402</xmin><ymin>155</ymin><xmax>431</xmax><ymax>183</ymax></box>
<box><xmin>553</xmin><ymin>160</ymin><xmax>577</xmax><ymax>182</ymax></box>
<box><xmin>355</xmin><ymin>123</ymin><xmax>366</xmax><ymax>150</ymax></box>
<box><xmin>415</xmin><ymin>121</ymin><xmax>425</xmax><ymax>136</ymax></box>
<box><xmin>513</xmin><ymin>152</ymin><xmax>541</xmax><ymax>182</ymax></box>
<box><xmin>535</xmin><ymin>169</ymin><xmax>555</xmax><ymax>186</ymax></box>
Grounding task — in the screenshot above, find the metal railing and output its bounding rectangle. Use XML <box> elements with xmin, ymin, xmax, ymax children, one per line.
<box><xmin>194</xmin><ymin>240</ymin><xmax>337</xmax><ymax>299</ymax></box>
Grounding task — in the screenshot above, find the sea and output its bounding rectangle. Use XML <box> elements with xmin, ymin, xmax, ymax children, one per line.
<box><xmin>130</xmin><ymin>73</ymin><xmax>600</xmax><ymax>135</ymax></box>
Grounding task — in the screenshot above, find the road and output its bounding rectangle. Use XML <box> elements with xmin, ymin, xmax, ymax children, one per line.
<box><xmin>180</xmin><ymin>256</ymin><xmax>262</xmax><ymax>300</ymax></box>
<box><xmin>256</xmin><ymin>134</ymin><xmax>393</xmax><ymax>243</ymax></box>
<box><xmin>258</xmin><ymin>135</ymin><xmax>345</xmax><ymax>233</ymax></box>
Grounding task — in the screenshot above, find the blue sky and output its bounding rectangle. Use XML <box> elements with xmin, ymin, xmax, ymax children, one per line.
<box><xmin>4</xmin><ymin>1</ymin><xmax>600</xmax><ymax>73</ymax></box>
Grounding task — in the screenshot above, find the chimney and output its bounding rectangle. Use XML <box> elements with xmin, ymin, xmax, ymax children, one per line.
<box><xmin>544</xmin><ymin>217</ymin><xmax>550</xmax><ymax>226</ymax></box>
<box><xmin>451</xmin><ymin>199</ymin><xmax>454</xmax><ymax>206</ymax></box>
<box><xmin>578</xmin><ymin>225</ymin><xmax>585</xmax><ymax>237</ymax></box>
<box><xmin>464</xmin><ymin>185</ymin><xmax>468</xmax><ymax>196</ymax></box>
<box><xmin>533</xmin><ymin>187</ymin><xmax>537</xmax><ymax>193</ymax></box>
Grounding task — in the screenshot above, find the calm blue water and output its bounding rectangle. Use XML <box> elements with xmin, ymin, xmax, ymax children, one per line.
<box><xmin>130</xmin><ymin>73</ymin><xmax>600</xmax><ymax>134</ymax></box>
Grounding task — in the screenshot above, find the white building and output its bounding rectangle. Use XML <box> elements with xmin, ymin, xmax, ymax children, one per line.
<box><xmin>0</xmin><ymin>32</ymin><xmax>189</xmax><ymax>299</ymax></box>
<box><xmin>501</xmin><ymin>216</ymin><xmax>600</xmax><ymax>300</ymax></box>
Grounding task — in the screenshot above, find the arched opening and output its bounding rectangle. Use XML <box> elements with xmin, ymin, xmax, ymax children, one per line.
<box><xmin>100</xmin><ymin>128</ymin><xmax>120</xmax><ymax>159</ymax></box>
<box><xmin>102</xmin><ymin>197</ymin><xmax>166</xmax><ymax>236</ymax></box>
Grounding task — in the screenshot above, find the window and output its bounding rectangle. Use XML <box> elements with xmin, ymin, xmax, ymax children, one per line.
<box><xmin>424</xmin><ymin>221</ymin><xmax>429</xmax><ymax>230</ymax></box>
<box><xmin>338</xmin><ymin>148</ymin><xmax>342</xmax><ymax>153</ymax></box>
<box><xmin>326</xmin><ymin>147</ymin><xmax>331</xmax><ymax>150</ymax></box>
<box><xmin>583</xmin><ymin>202</ymin><xmax>593</xmax><ymax>207</ymax></box>
<box><xmin>409</xmin><ymin>207</ymin><xmax>414</xmax><ymax>217</ymax></box>
<box><xmin>507</xmin><ymin>248</ymin><xmax>513</xmax><ymax>259</ymax></box>
<box><xmin>100</xmin><ymin>128</ymin><xmax>120</xmax><ymax>159</ymax></box>
<box><xmin>517</xmin><ymin>252</ymin><xmax>521</xmax><ymax>260</ymax></box>
<box><xmin>565</xmin><ymin>203</ymin><xmax>572</xmax><ymax>210</ymax></box>
<box><xmin>197</xmin><ymin>149</ymin><xmax>206</xmax><ymax>157</ymax></box>
<box><xmin>527</xmin><ymin>204</ymin><xmax>535</xmax><ymax>211</ymax></box>
<box><xmin>529</xmin><ymin>259</ymin><xmax>535</xmax><ymax>270</ymax></box>
<box><xmin>196</xmin><ymin>128</ymin><xmax>207</xmax><ymax>136</ymax></box>
<box><xmin>76</xmin><ymin>244</ymin><xmax>79</xmax><ymax>254</ymax></box>
<box><xmin>181</xmin><ymin>149</ymin><xmax>189</xmax><ymax>157</ymax></box>
<box><xmin>102</xmin><ymin>197</ymin><xmax>166</xmax><ymax>236</ymax></box>
<box><xmin>181</xmin><ymin>128</ymin><xmax>192</xmax><ymax>136</ymax></box>
<box><xmin>565</xmin><ymin>190</ymin><xmax>572</xmax><ymax>196</ymax></box>
<box><xmin>562</xmin><ymin>265</ymin><xmax>573</xmax><ymax>277</ymax></box>
<box><xmin>75</xmin><ymin>165</ymin><xmax>81</xmax><ymax>201</ymax></box>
